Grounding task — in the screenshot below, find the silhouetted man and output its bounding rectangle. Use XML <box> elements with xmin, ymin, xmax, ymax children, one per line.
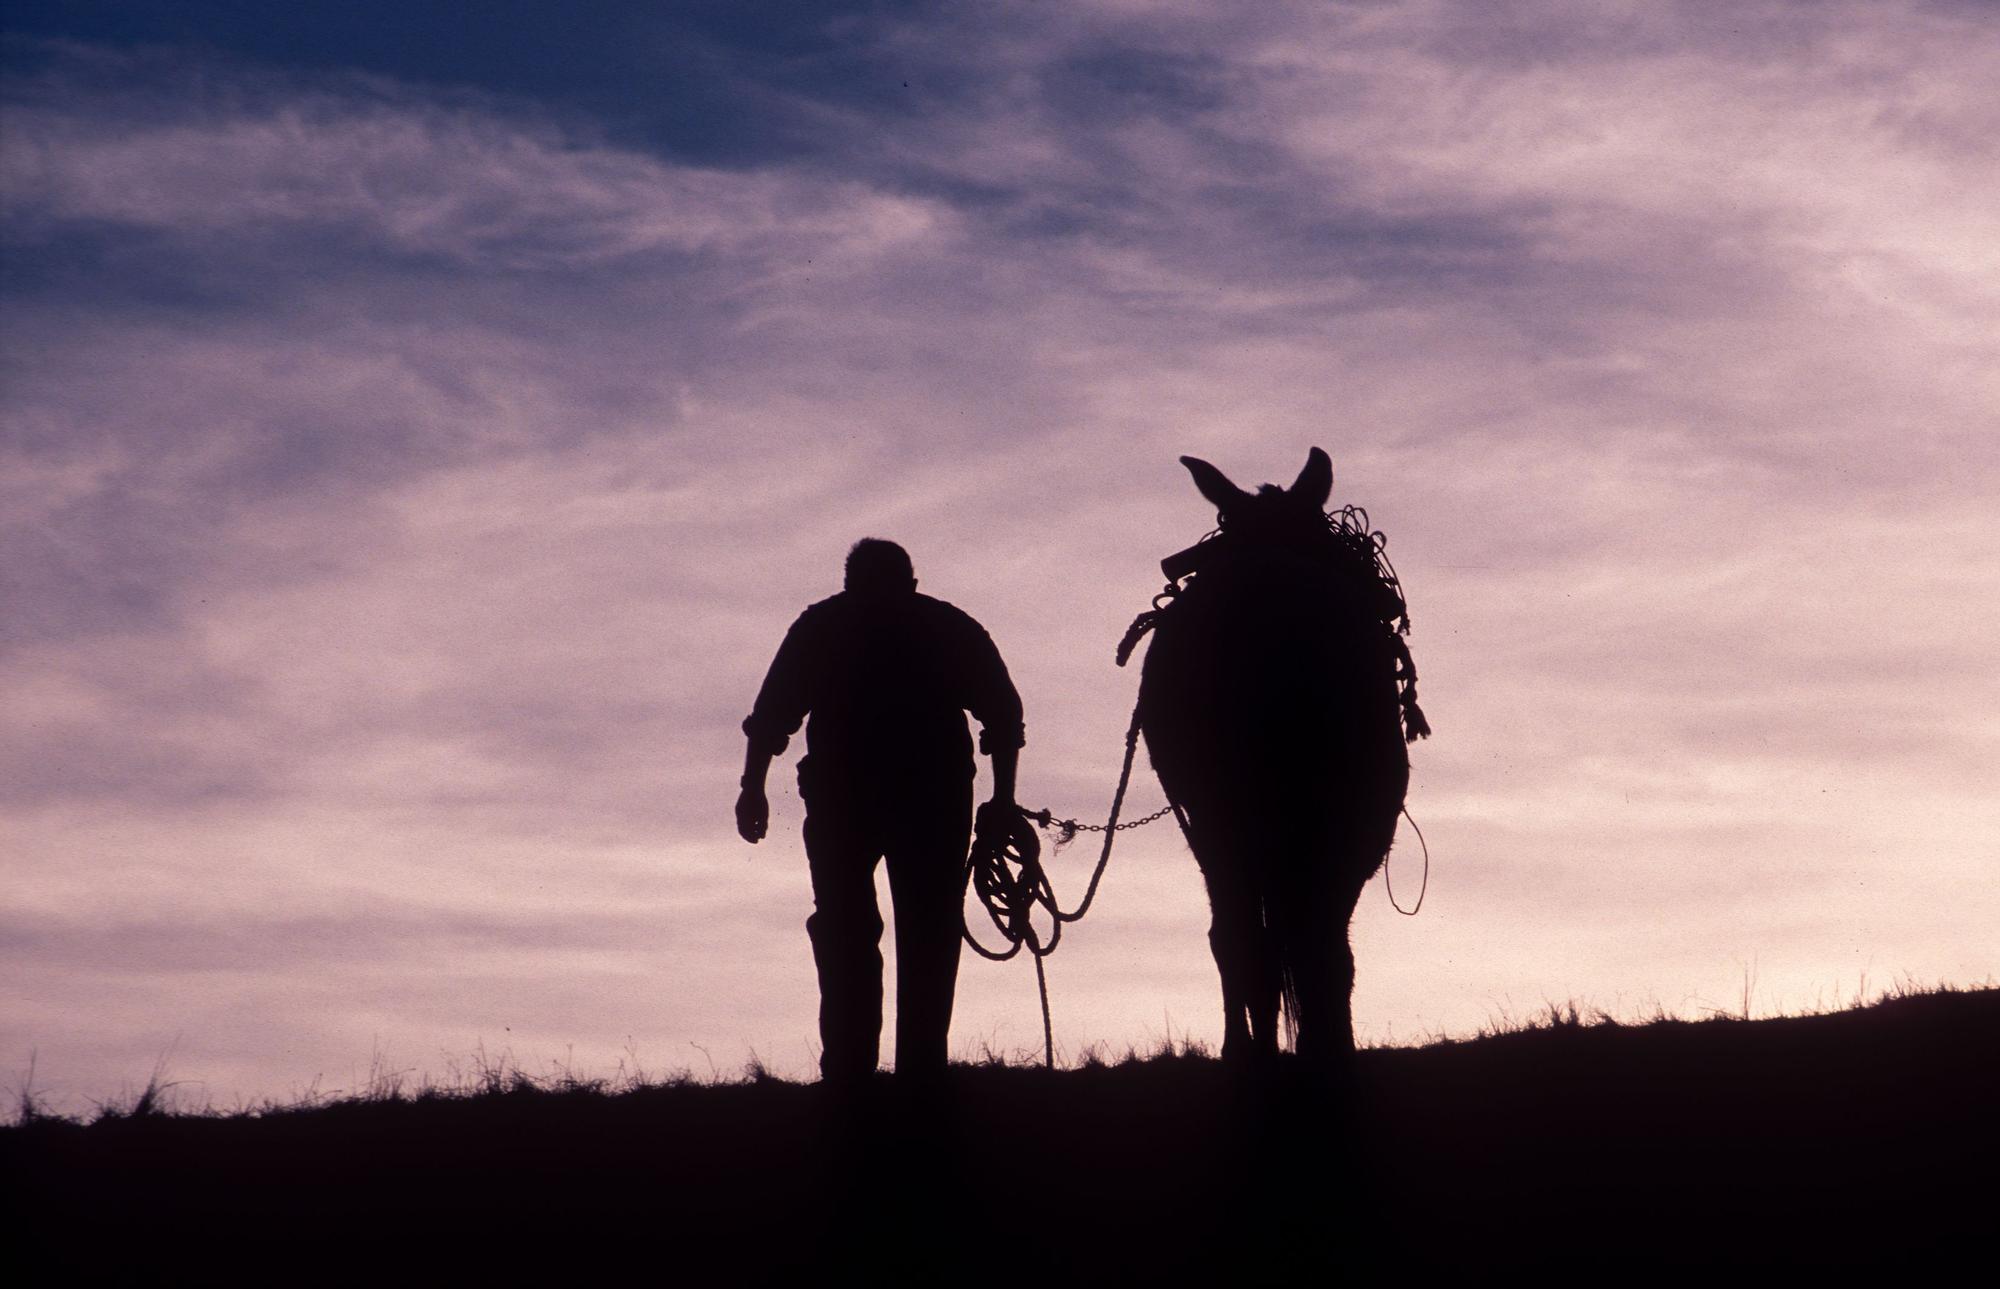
<box><xmin>737</xmin><ymin>539</ymin><xmax>1024</xmax><ymax>1083</ymax></box>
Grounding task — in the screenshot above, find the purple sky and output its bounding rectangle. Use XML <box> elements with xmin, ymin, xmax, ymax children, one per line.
<box><xmin>5</xmin><ymin>2</ymin><xmax>1997</xmax><ymax>1110</ymax></box>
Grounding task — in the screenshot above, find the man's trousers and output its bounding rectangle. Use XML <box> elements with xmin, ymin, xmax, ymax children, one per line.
<box><xmin>801</xmin><ymin>779</ymin><xmax>972</xmax><ymax>1081</ymax></box>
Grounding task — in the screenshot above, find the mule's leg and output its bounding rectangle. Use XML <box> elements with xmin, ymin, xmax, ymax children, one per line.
<box><xmin>1247</xmin><ymin>942</ymin><xmax>1282</xmax><ymax>1060</ymax></box>
<box><xmin>1286</xmin><ymin>847</ymin><xmax>1380</xmax><ymax>1068</ymax></box>
<box><xmin>1195</xmin><ymin>850</ymin><xmax>1262</xmax><ymax>1063</ymax></box>
<box><xmin>1286</xmin><ymin>894</ymin><xmax>1359</xmax><ymax>1066</ymax></box>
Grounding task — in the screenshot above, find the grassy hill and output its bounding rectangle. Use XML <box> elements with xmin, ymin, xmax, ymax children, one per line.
<box><xmin>8</xmin><ymin>987</ymin><xmax>1994</xmax><ymax>1282</ymax></box>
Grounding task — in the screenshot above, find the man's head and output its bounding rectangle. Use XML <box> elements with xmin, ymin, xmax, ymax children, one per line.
<box><xmin>844</xmin><ymin>538</ymin><xmax>917</xmax><ymax>595</ymax></box>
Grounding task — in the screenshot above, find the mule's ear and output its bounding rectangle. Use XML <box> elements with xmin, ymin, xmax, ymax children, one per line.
<box><xmin>1181</xmin><ymin>456</ymin><xmax>1251</xmax><ymax>514</ymax></box>
<box><xmin>1290</xmin><ymin>446</ymin><xmax>1333</xmax><ymax>510</ymax></box>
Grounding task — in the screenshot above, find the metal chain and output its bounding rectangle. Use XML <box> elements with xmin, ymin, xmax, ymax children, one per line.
<box><xmin>1026</xmin><ymin>803</ymin><xmax>1174</xmax><ymax>848</ymax></box>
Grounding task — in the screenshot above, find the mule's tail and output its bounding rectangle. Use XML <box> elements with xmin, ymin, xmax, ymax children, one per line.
<box><xmin>1279</xmin><ymin>960</ymin><xmax>1302</xmax><ymax>1053</ymax></box>
<box><xmin>1265</xmin><ymin>893</ymin><xmax>1303</xmax><ymax>1052</ymax></box>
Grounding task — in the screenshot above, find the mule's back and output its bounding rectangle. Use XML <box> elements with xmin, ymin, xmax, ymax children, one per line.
<box><xmin>1139</xmin><ymin>542</ymin><xmax>1407</xmax><ymax>861</ymax></box>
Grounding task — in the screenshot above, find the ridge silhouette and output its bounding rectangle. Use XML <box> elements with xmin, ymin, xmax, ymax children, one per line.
<box><xmin>12</xmin><ymin>989</ymin><xmax>1993</xmax><ymax>1280</ymax></box>
<box><xmin>738</xmin><ymin>538</ymin><xmax>1024</xmax><ymax>1083</ymax></box>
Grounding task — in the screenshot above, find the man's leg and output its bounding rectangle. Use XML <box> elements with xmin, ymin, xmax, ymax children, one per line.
<box><xmin>803</xmin><ymin>808</ymin><xmax>886</xmax><ymax>1083</ymax></box>
<box><xmin>882</xmin><ymin>783</ymin><xmax>973</xmax><ymax>1079</ymax></box>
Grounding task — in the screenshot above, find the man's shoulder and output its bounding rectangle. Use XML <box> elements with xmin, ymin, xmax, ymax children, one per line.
<box><xmin>795</xmin><ymin>590</ymin><xmax>991</xmax><ymax>639</ymax></box>
<box><xmin>791</xmin><ymin>593</ymin><xmax>848</xmax><ymax>623</ymax></box>
<box><xmin>912</xmin><ymin>592</ymin><xmax>990</xmax><ymax>634</ymax></box>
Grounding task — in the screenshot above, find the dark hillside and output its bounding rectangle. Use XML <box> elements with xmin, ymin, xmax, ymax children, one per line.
<box><xmin>8</xmin><ymin>989</ymin><xmax>1994</xmax><ymax>1282</ymax></box>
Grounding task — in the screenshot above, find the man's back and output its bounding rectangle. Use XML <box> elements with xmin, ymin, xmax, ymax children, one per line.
<box><xmin>744</xmin><ymin>589</ymin><xmax>1023</xmax><ymax>798</ymax></box>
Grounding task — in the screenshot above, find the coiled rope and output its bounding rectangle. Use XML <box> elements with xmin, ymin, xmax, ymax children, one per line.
<box><xmin>961</xmin><ymin>697</ymin><xmax>1166</xmax><ymax>1069</ymax></box>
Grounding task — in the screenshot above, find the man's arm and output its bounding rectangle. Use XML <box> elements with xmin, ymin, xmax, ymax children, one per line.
<box><xmin>973</xmin><ymin>696</ymin><xmax>1024</xmax><ymax>843</ymax></box>
<box><xmin>959</xmin><ymin>611</ymin><xmax>1025</xmax><ymax>830</ymax></box>
<box><xmin>737</xmin><ymin>610</ymin><xmax>815</xmax><ymax>845</ymax></box>
<box><xmin>737</xmin><ymin>742</ymin><xmax>774</xmax><ymax>844</ymax></box>
<box><xmin>987</xmin><ymin>740</ymin><xmax>1018</xmax><ymax>807</ymax></box>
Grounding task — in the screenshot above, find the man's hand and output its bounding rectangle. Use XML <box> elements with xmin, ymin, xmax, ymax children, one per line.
<box><xmin>736</xmin><ymin>784</ymin><xmax>769</xmax><ymax>844</ymax></box>
<box><xmin>974</xmin><ymin>797</ymin><xmax>1019</xmax><ymax>847</ymax></box>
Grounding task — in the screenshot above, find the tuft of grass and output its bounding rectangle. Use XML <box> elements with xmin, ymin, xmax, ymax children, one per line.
<box><xmin>12</xmin><ymin>1051</ymin><xmax>55</xmax><ymax>1126</ymax></box>
<box><xmin>88</xmin><ymin>1045</ymin><xmax>193</xmax><ymax>1123</ymax></box>
<box><xmin>362</xmin><ymin>1041</ymin><xmax>417</xmax><ymax>1102</ymax></box>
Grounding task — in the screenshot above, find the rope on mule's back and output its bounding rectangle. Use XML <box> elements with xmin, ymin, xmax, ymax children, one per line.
<box><xmin>1387</xmin><ymin>806</ymin><xmax>1430</xmax><ymax>916</ymax></box>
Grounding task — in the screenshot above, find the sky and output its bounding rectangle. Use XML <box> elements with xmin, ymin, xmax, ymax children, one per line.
<box><xmin>4</xmin><ymin>0</ymin><xmax>1996</xmax><ymax>1111</ymax></box>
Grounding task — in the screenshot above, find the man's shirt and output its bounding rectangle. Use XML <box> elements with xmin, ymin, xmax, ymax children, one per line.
<box><xmin>743</xmin><ymin>590</ymin><xmax>1025</xmax><ymax>797</ymax></box>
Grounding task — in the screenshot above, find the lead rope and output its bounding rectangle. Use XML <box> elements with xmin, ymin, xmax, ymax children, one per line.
<box><xmin>962</xmin><ymin>693</ymin><xmax>1172</xmax><ymax>1069</ymax></box>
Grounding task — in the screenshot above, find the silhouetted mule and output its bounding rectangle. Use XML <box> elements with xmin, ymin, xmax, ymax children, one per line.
<box><xmin>1134</xmin><ymin>447</ymin><xmax>1421</xmax><ymax>1066</ymax></box>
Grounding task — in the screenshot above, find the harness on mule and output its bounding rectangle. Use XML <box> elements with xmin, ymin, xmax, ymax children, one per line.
<box><xmin>1119</xmin><ymin>504</ymin><xmax>1432</xmax><ymax>744</ymax></box>
<box><xmin>965</xmin><ymin>506</ymin><xmax>1434</xmax><ymax>1066</ymax></box>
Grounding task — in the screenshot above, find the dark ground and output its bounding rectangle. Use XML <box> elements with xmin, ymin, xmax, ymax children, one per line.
<box><xmin>7</xmin><ymin>989</ymin><xmax>1995</xmax><ymax>1283</ymax></box>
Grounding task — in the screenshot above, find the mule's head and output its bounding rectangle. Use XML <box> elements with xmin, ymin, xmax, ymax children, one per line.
<box><xmin>1181</xmin><ymin>447</ymin><xmax>1334</xmax><ymax>547</ymax></box>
